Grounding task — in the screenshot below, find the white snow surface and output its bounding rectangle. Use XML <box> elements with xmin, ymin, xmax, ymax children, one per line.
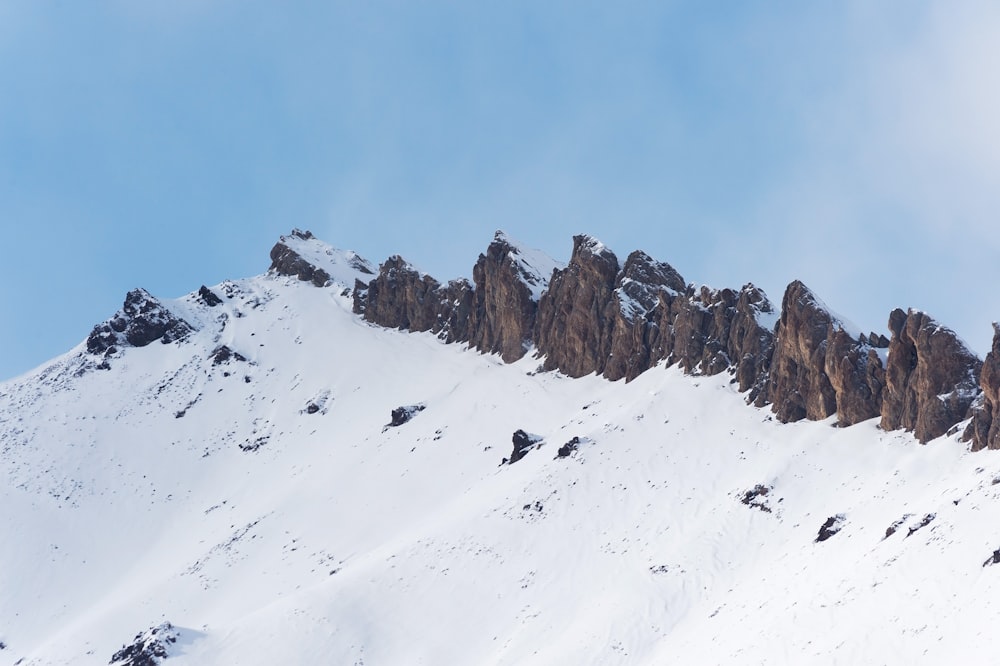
<box><xmin>3</xmin><ymin>272</ymin><xmax>1000</xmax><ymax>665</ymax></box>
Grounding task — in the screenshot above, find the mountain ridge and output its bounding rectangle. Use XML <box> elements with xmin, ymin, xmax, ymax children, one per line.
<box><xmin>271</xmin><ymin>229</ymin><xmax>994</xmax><ymax>449</ymax></box>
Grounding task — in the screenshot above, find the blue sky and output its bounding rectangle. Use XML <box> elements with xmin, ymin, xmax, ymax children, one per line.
<box><xmin>3</xmin><ymin>1</ymin><xmax>1000</xmax><ymax>380</ymax></box>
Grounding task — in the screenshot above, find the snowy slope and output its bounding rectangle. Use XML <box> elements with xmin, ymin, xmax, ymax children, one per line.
<box><xmin>2</xmin><ymin>263</ymin><xmax>1000</xmax><ymax>665</ymax></box>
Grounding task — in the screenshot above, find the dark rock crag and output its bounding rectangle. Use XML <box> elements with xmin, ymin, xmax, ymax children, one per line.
<box><xmin>603</xmin><ymin>250</ymin><xmax>685</xmax><ymax>382</ymax></box>
<box><xmin>766</xmin><ymin>281</ymin><xmax>884</xmax><ymax>426</ymax></box>
<box><xmin>270</xmin><ymin>228</ymin><xmax>374</xmax><ymax>288</ymax></box>
<box><xmin>881</xmin><ymin>309</ymin><xmax>981</xmax><ymax>443</ymax></box>
<box><xmin>468</xmin><ymin>232</ymin><xmax>546</xmax><ymax>362</ymax></box>
<box><xmin>87</xmin><ymin>288</ymin><xmax>194</xmax><ymax>357</ymax></box>
<box><xmin>534</xmin><ymin>235</ymin><xmax>620</xmax><ymax>378</ymax></box>
<box><xmin>353</xmin><ymin>256</ymin><xmax>473</xmax><ymax>344</ymax></box>
<box><xmin>269</xmin><ymin>229</ymin><xmax>332</xmax><ymax>287</ymax></box>
<box><xmin>504</xmin><ymin>429</ymin><xmax>542</xmax><ymax>465</ymax></box>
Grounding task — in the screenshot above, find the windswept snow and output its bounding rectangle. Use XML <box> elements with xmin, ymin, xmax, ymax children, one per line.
<box><xmin>2</xmin><ymin>271</ymin><xmax>1000</xmax><ymax>665</ymax></box>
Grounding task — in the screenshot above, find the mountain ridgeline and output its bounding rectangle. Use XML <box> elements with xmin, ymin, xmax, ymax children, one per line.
<box><xmin>342</xmin><ymin>229</ymin><xmax>991</xmax><ymax>449</ymax></box>
<box><xmin>90</xmin><ymin>228</ymin><xmax>995</xmax><ymax>450</ymax></box>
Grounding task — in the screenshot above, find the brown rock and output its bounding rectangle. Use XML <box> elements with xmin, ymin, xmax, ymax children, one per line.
<box><xmin>603</xmin><ymin>251</ymin><xmax>685</xmax><ymax>382</ymax></box>
<box><xmin>766</xmin><ymin>281</ymin><xmax>840</xmax><ymax>422</ymax></box>
<box><xmin>534</xmin><ymin>236</ymin><xmax>620</xmax><ymax>378</ymax></box>
<box><xmin>730</xmin><ymin>284</ymin><xmax>777</xmax><ymax>405</ymax></box>
<box><xmin>356</xmin><ymin>257</ymin><xmax>472</xmax><ymax>343</ymax></box>
<box><xmin>468</xmin><ymin>232</ymin><xmax>546</xmax><ymax>362</ymax></box>
<box><xmin>881</xmin><ymin>308</ymin><xmax>981</xmax><ymax>443</ymax></box>
<box><xmin>824</xmin><ymin>327</ymin><xmax>884</xmax><ymax>426</ymax></box>
<box><xmin>269</xmin><ymin>229</ymin><xmax>332</xmax><ymax>288</ymax></box>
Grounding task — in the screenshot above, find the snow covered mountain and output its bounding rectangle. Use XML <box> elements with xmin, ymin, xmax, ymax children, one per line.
<box><xmin>4</xmin><ymin>229</ymin><xmax>1000</xmax><ymax>665</ymax></box>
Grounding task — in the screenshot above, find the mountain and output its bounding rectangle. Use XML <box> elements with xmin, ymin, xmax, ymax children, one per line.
<box><xmin>3</xmin><ymin>229</ymin><xmax>1000</xmax><ymax>665</ymax></box>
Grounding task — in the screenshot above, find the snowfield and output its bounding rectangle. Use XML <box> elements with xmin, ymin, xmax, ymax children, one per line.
<box><xmin>3</xmin><ymin>264</ymin><xmax>1000</xmax><ymax>665</ymax></box>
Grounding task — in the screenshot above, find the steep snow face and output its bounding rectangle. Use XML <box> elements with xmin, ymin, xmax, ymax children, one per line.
<box><xmin>3</xmin><ymin>271</ymin><xmax>1000</xmax><ymax>665</ymax></box>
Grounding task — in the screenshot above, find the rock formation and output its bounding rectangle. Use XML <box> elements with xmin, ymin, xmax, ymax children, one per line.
<box><xmin>354</xmin><ymin>256</ymin><xmax>472</xmax><ymax>343</ymax></box>
<box><xmin>87</xmin><ymin>288</ymin><xmax>194</xmax><ymax>356</ymax></box>
<box><xmin>534</xmin><ymin>235</ymin><xmax>620</xmax><ymax>378</ymax></box>
<box><xmin>468</xmin><ymin>232</ymin><xmax>547</xmax><ymax>363</ymax></box>
<box><xmin>603</xmin><ymin>251</ymin><xmax>686</xmax><ymax>382</ymax></box>
<box><xmin>881</xmin><ymin>309</ymin><xmax>981</xmax><ymax>443</ymax></box>
<box><xmin>766</xmin><ymin>281</ymin><xmax>841</xmax><ymax>422</ymax></box>
<box><xmin>765</xmin><ymin>281</ymin><xmax>885</xmax><ymax>426</ymax></box>
<box><xmin>269</xmin><ymin>229</ymin><xmax>333</xmax><ymax>287</ymax></box>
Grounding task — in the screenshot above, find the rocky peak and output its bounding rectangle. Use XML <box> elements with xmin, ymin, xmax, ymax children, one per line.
<box><xmin>534</xmin><ymin>236</ymin><xmax>620</xmax><ymax>377</ymax></box>
<box><xmin>603</xmin><ymin>251</ymin><xmax>687</xmax><ymax>381</ymax></box>
<box><xmin>468</xmin><ymin>232</ymin><xmax>548</xmax><ymax>362</ymax></box>
<box><xmin>87</xmin><ymin>288</ymin><xmax>195</xmax><ymax>358</ymax></box>
<box><xmin>767</xmin><ymin>281</ymin><xmax>846</xmax><ymax>422</ymax></box>
<box><xmin>269</xmin><ymin>229</ymin><xmax>374</xmax><ymax>289</ymax></box>
<box><xmin>881</xmin><ymin>309</ymin><xmax>981</xmax><ymax>443</ymax></box>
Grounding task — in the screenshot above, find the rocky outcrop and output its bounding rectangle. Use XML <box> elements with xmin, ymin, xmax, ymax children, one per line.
<box><xmin>767</xmin><ymin>281</ymin><xmax>840</xmax><ymax>422</ymax></box>
<box><xmin>197</xmin><ymin>285</ymin><xmax>223</xmax><ymax>307</ymax></box>
<box><xmin>881</xmin><ymin>309</ymin><xmax>981</xmax><ymax>443</ymax></box>
<box><xmin>823</xmin><ymin>328</ymin><xmax>886</xmax><ymax>427</ymax></box>
<box><xmin>505</xmin><ymin>429</ymin><xmax>542</xmax><ymax>465</ymax></box>
<box><xmin>355</xmin><ymin>257</ymin><xmax>472</xmax><ymax>343</ymax></box>
<box><xmin>468</xmin><ymin>233</ymin><xmax>546</xmax><ymax>362</ymax></box>
<box><xmin>269</xmin><ymin>229</ymin><xmax>332</xmax><ymax>287</ymax></box>
<box><xmin>728</xmin><ymin>285</ymin><xmax>778</xmax><ymax>404</ymax></box>
<box><xmin>534</xmin><ymin>236</ymin><xmax>620</xmax><ymax>378</ymax></box>
<box><xmin>603</xmin><ymin>251</ymin><xmax>685</xmax><ymax>382</ymax></box>
<box><xmin>87</xmin><ymin>289</ymin><xmax>194</xmax><ymax>356</ymax></box>
<box><xmin>660</xmin><ymin>284</ymin><xmax>777</xmax><ymax>389</ymax></box>
<box><xmin>110</xmin><ymin>622</ymin><xmax>178</xmax><ymax>666</ymax></box>
<box><xmin>965</xmin><ymin>324</ymin><xmax>1000</xmax><ymax>451</ymax></box>
<box><xmin>765</xmin><ymin>281</ymin><xmax>885</xmax><ymax>426</ymax></box>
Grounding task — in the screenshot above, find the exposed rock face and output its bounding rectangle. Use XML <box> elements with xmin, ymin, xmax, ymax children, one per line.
<box><xmin>87</xmin><ymin>289</ymin><xmax>194</xmax><ymax>356</ymax></box>
<box><xmin>269</xmin><ymin>229</ymin><xmax>332</xmax><ymax>287</ymax></box>
<box><xmin>357</xmin><ymin>257</ymin><xmax>472</xmax><ymax>342</ymax></box>
<box><xmin>767</xmin><ymin>281</ymin><xmax>840</xmax><ymax>422</ymax></box>
<box><xmin>765</xmin><ymin>281</ymin><xmax>884</xmax><ymax>426</ymax></box>
<box><xmin>881</xmin><ymin>309</ymin><xmax>981</xmax><ymax>443</ymax></box>
<box><xmin>534</xmin><ymin>236</ymin><xmax>620</xmax><ymax>378</ymax></box>
<box><xmin>823</xmin><ymin>328</ymin><xmax>885</xmax><ymax>427</ymax></box>
<box><xmin>505</xmin><ymin>429</ymin><xmax>542</xmax><ymax>465</ymax></box>
<box><xmin>386</xmin><ymin>404</ymin><xmax>426</xmax><ymax>428</ymax></box>
<box><xmin>603</xmin><ymin>251</ymin><xmax>685</xmax><ymax>382</ymax></box>
<box><xmin>468</xmin><ymin>233</ymin><xmax>545</xmax><ymax>362</ymax></box>
<box><xmin>110</xmin><ymin>622</ymin><xmax>178</xmax><ymax>666</ymax></box>
<box><xmin>729</xmin><ymin>285</ymin><xmax>778</xmax><ymax>404</ymax></box>
<box><xmin>965</xmin><ymin>324</ymin><xmax>1000</xmax><ymax>451</ymax></box>
<box><xmin>197</xmin><ymin>285</ymin><xmax>223</xmax><ymax>307</ymax></box>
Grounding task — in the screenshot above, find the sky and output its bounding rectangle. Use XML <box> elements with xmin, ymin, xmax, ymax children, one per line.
<box><xmin>3</xmin><ymin>1</ymin><xmax>1000</xmax><ymax>380</ymax></box>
